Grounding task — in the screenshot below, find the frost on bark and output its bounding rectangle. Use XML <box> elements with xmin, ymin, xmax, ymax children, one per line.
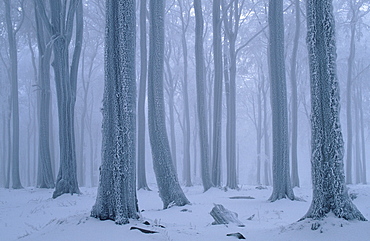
<box><xmin>302</xmin><ymin>0</ymin><xmax>366</xmax><ymax>221</ymax></box>
<box><xmin>148</xmin><ymin>0</ymin><xmax>190</xmax><ymax>209</ymax></box>
<box><xmin>212</xmin><ymin>0</ymin><xmax>223</xmax><ymax>187</ymax></box>
<box><xmin>137</xmin><ymin>0</ymin><xmax>150</xmax><ymax>191</ymax></box>
<box><xmin>91</xmin><ymin>0</ymin><xmax>139</xmax><ymax>225</ymax></box>
<box><xmin>268</xmin><ymin>0</ymin><xmax>294</xmax><ymax>201</ymax></box>
<box><xmin>34</xmin><ymin>0</ymin><xmax>82</xmax><ymax>198</ymax></box>
<box><xmin>194</xmin><ymin>0</ymin><xmax>213</xmax><ymax>192</ymax></box>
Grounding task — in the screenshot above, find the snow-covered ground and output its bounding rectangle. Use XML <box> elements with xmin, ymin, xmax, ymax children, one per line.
<box><xmin>1</xmin><ymin>184</ymin><xmax>369</xmax><ymax>241</ymax></box>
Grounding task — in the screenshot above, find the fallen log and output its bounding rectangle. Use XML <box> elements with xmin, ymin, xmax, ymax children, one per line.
<box><xmin>210</xmin><ymin>204</ymin><xmax>245</xmax><ymax>227</ymax></box>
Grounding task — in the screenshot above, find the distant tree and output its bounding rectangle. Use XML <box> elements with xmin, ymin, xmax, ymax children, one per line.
<box><xmin>178</xmin><ymin>0</ymin><xmax>192</xmax><ymax>187</ymax></box>
<box><xmin>268</xmin><ymin>0</ymin><xmax>294</xmax><ymax>201</ymax></box>
<box><xmin>290</xmin><ymin>0</ymin><xmax>300</xmax><ymax>188</ymax></box>
<box><xmin>4</xmin><ymin>0</ymin><xmax>24</xmax><ymax>189</ymax></box>
<box><xmin>91</xmin><ymin>0</ymin><xmax>139</xmax><ymax>225</ymax></box>
<box><xmin>194</xmin><ymin>0</ymin><xmax>213</xmax><ymax>192</ymax></box>
<box><xmin>302</xmin><ymin>0</ymin><xmax>366</xmax><ymax>221</ymax></box>
<box><xmin>212</xmin><ymin>0</ymin><xmax>223</xmax><ymax>187</ymax></box>
<box><xmin>137</xmin><ymin>0</ymin><xmax>150</xmax><ymax>191</ymax></box>
<box><xmin>148</xmin><ymin>0</ymin><xmax>190</xmax><ymax>209</ymax></box>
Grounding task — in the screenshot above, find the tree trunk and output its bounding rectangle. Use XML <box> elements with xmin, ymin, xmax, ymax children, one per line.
<box><xmin>91</xmin><ymin>0</ymin><xmax>139</xmax><ymax>225</ymax></box>
<box><xmin>178</xmin><ymin>0</ymin><xmax>192</xmax><ymax>187</ymax></box>
<box><xmin>268</xmin><ymin>0</ymin><xmax>294</xmax><ymax>201</ymax></box>
<box><xmin>148</xmin><ymin>0</ymin><xmax>190</xmax><ymax>209</ymax></box>
<box><xmin>212</xmin><ymin>0</ymin><xmax>223</xmax><ymax>187</ymax></box>
<box><xmin>194</xmin><ymin>0</ymin><xmax>212</xmax><ymax>192</ymax></box>
<box><xmin>359</xmin><ymin>85</ymin><xmax>367</xmax><ymax>184</ymax></box>
<box><xmin>345</xmin><ymin>6</ymin><xmax>356</xmax><ymax>184</ymax></box>
<box><xmin>4</xmin><ymin>0</ymin><xmax>22</xmax><ymax>189</ymax></box>
<box><xmin>35</xmin><ymin>3</ymin><xmax>55</xmax><ymax>188</ymax></box>
<box><xmin>137</xmin><ymin>0</ymin><xmax>150</xmax><ymax>191</ymax></box>
<box><xmin>290</xmin><ymin>0</ymin><xmax>300</xmax><ymax>188</ymax></box>
<box><xmin>302</xmin><ymin>0</ymin><xmax>365</xmax><ymax>221</ymax></box>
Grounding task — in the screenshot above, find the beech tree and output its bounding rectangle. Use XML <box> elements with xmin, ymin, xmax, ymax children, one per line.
<box><xmin>268</xmin><ymin>0</ymin><xmax>294</xmax><ymax>201</ymax></box>
<box><xmin>34</xmin><ymin>0</ymin><xmax>82</xmax><ymax>198</ymax></box>
<box><xmin>194</xmin><ymin>0</ymin><xmax>213</xmax><ymax>192</ymax></box>
<box><xmin>302</xmin><ymin>0</ymin><xmax>366</xmax><ymax>221</ymax></box>
<box><xmin>91</xmin><ymin>0</ymin><xmax>139</xmax><ymax>224</ymax></box>
<box><xmin>148</xmin><ymin>0</ymin><xmax>190</xmax><ymax>209</ymax></box>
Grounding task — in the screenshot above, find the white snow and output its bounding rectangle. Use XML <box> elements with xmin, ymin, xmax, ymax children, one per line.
<box><xmin>1</xmin><ymin>184</ymin><xmax>370</xmax><ymax>241</ymax></box>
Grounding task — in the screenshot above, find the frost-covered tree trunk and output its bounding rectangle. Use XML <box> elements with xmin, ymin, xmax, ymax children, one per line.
<box><xmin>137</xmin><ymin>0</ymin><xmax>150</xmax><ymax>191</ymax></box>
<box><xmin>4</xmin><ymin>0</ymin><xmax>23</xmax><ymax>189</ymax></box>
<box><xmin>268</xmin><ymin>0</ymin><xmax>294</xmax><ymax>201</ymax></box>
<box><xmin>302</xmin><ymin>0</ymin><xmax>366</xmax><ymax>221</ymax></box>
<box><xmin>194</xmin><ymin>0</ymin><xmax>213</xmax><ymax>192</ymax></box>
<box><xmin>91</xmin><ymin>0</ymin><xmax>139</xmax><ymax>225</ymax></box>
<box><xmin>148</xmin><ymin>0</ymin><xmax>190</xmax><ymax>209</ymax></box>
<box><xmin>35</xmin><ymin>0</ymin><xmax>82</xmax><ymax>198</ymax></box>
<box><xmin>354</xmin><ymin>87</ymin><xmax>361</xmax><ymax>184</ymax></box>
<box><xmin>178</xmin><ymin>0</ymin><xmax>192</xmax><ymax>187</ymax></box>
<box><xmin>290</xmin><ymin>0</ymin><xmax>300</xmax><ymax>188</ymax></box>
<box><xmin>212</xmin><ymin>0</ymin><xmax>223</xmax><ymax>187</ymax></box>
<box><xmin>34</xmin><ymin>2</ymin><xmax>55</xmax><ymax>189</ymax></box>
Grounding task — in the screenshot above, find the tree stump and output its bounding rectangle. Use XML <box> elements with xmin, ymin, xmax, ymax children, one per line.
<box><xmin>210</xmin><ymin>204</ymin><xmax>244</xmax><ymax>227</ymax></box>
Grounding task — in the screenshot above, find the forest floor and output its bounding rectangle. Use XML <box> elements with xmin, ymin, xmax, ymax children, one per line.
<box><xmin>1</xmin><ymin>184</ymin><xmax>370</xmax><ymax>241</ymax></box>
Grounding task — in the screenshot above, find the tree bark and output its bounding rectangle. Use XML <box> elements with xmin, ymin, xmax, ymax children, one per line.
<box><xmin>194</xmin><ymin>0</ymin><xmax>213</xmax><ymax>192</ymax></box>
<box><xmin>91</xmin><ymin>0</ymin><xmax>139</xmax><ymax>225</ymax></box>
<box><xmin>4</xmin><ymin>0</ymin><xmax>23</xmax><ymax>189</ymax></box>
<box><xmin>212</xmin><ymin>0</ymin><xmax>223</xmax><ymax>187</ymax></box>
<box><xmin>137</xmin><ymin>0</ymin><xmax>150</xmax><ymax>191</ymax></box>
<box><xmin>290</xmin><ymin>0</ymin><xmax>300</xmax><ymax>188</ymax></box>
<box><xmin>302</xmin><ymin>0</ymin><xmax>365</xmax><ymax>221</ymax></box>
<box><xmin>148</xmin><ymin>0</ymin><xmax>190</xmax><ymax>209</ymax></box>
<box><xmin>268</xmin><ymin>0</ymin><xmax>294</xmax><ymax>201</ymax></box>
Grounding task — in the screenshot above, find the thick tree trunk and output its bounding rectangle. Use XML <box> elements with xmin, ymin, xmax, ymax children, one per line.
<box><xmin>212</xmin><ymin>0</ymin><xmax>223</xmax><ymax>187</ymax></box>
<box><xmin>302</xmin><ymin>0</ymin><xmax>365</xmax><ymax>221</ymax></box>
<box><xmin>268</xmin><ymin>0</ymin><xmax>294</xmax><ymax>201</ymax></box>
<box><xmin>137</xmin><ymin>0</ymin><xmax>150</xmax><ymax>191</ymax></box>
<box><xmin>194</xmin><ymin>0</ymin><xmax>212</xmax><ymax>192</ymax></box>
<box><xmin>148</xmin><ymin>0</ymin><xmax>190</xmax><ymax>209</ymax></box>
<box><xmin>91</xmin><ymin>0</ymin><xmax>139</xmax><ymax>225</ymax></box>
<box><xmin>290</xmin><ymin>0</ymin><xmax>300</xmax><ymax>188</ymax></box>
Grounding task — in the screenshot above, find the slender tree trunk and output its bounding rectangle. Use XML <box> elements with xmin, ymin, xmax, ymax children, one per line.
<box><xmin>290</xmin><ymin>0</ymin><xmax>300</xmax><ymax>188</ymax></box>
<box><xmin>4</xmin><ymin>0</ymin><xmax>22</xmax><ymax>189</ymax></box>
<box><xmin>262</xmin><ymin>71</ymin><xmax>271</xmax><ymax>186</ymax></box>
<box><xmin>354</xmin><ymin>86</ymin><xmax>361</xmax><ymax>184</ymax></box>
<box><xmin>302</xmin><ymin>0</ymin><xmax>365</xmax><ymax>221</ymax></box>
<box><xmin>178</xmin><ymin>0</ymin><xmax>192</xmax><ymax>187</ymax></box>
<box><xmin>359</xmin><ymin>85</ymin><xmax>367</xmax><ymax>184</ymax></box>
<box><xmin>268</xmin><ymin>0</ymin><xmax>294</xmax><ymax>201</ymax></box>
<box><xmin>257</xmin><ymin>81</ymin><xmax>262</xmax><ymax>185</ymax></box>
<box><xmin>346</xmin><ymin>9</ymin><xmax>356</xmax><ymax>184</ymax></box>
<box><xmin>194</xmin><ymin>0</ymin><xmax>212</xmax><ymax>192</ymax></box>
<box><xmin>137</xmin><ymin>0</ymin><xmax>150</xmax><ymax>191</ymax></box>
<box><xmin>212</xmin><ymin>0</ymin><xmax>223</xmax><ymax>187</ymax></box>
<box><xmin>148</xmin><ymin>0</ymin><xmax>190</xmax><ymax>209</ymax></box>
